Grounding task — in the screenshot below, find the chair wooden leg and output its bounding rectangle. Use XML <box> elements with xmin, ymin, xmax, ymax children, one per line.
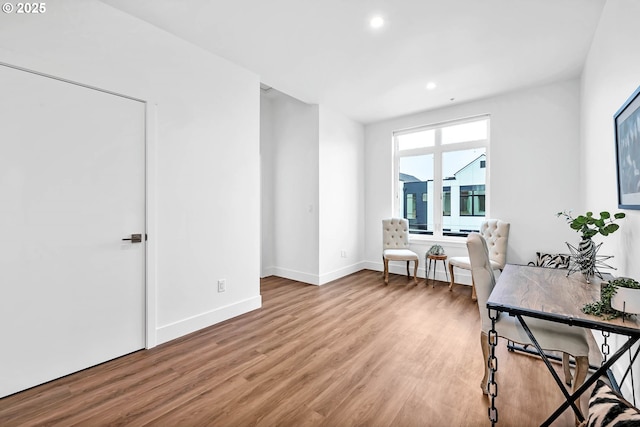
<box><xmin>406</xmin><ymin>260</ymin><xmax>410</xmax><ymax>277</ymax></box>
<box><xmin>562</xmin><ymin>352</ymin><xmax>573</xmax><ymax>386</ymax></box>
<box><xmin>384</xmin><ymin>258</ymin><xmax>389</xmax><ymax>284</ymax></box>
<box><xmin>413</xmin><ymin>259</ymin><xmax>418</xmax><ymax>284</ymax></box>
<box><xmin>448</xmin><ymin>263</ymin><xmax>455</xmax><ymax>291</ymax></box>
<box><xmin>572</xmin><ymin>356</ymin><xmax>589</xmax><ymax>423</ymax></box>
<box><xmin>480</xmin><ymin>331</ymin><xmax>490</xmax><ymax>394</ymax></box>
<box><xmin>449</xmin><ymin>265</ymin><xmax>476</xmax><ymax>300</ymax></box>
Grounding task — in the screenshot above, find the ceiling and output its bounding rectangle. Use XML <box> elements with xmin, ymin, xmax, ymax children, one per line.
<box><xmin>100</xmin><ymin>0</ymin><xmax>606</xmax><ymax>124</ymax></box>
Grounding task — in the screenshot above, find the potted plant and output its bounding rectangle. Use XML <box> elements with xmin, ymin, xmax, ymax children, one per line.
<box><xmin>557</xmin><ymin>210</ymin><xmax>625</xmax><ymax>238</ymax></box>
<box><xmin>583</xmin><ymin>277</ymin><xmax>640</xmax><ymax>319</ymax></box>
<box><xmin>557</xmin><ymin>210</ymin><xmax>625</xmax><ymax>281</ymax></box>
<box><xmin>610</xmin><ymin>277</ymin><xmax>640</xmax><ymax>314</ymax></box>
<box><xmin>427</xmin><ymin>244</ymin><xmax>444</xmax><ymax>255</ymax></box>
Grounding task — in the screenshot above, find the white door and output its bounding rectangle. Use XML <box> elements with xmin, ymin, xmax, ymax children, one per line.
<box><xmin>0</xmin><ymin>65</ymin><xmax>146</xmax><ymax>398</ymax></box>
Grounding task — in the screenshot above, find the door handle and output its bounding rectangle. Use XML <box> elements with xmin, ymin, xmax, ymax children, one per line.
<box><xmin>122</xmin><ymin>233</ymin><xmax>143</xmax><ymax>243</ymax></box>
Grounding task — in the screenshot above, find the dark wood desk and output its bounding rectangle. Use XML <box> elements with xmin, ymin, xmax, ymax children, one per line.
<box><xmin>486</xmin><ymin>264</ymin><xmax>640</xmax><ymax>426</ymax></box>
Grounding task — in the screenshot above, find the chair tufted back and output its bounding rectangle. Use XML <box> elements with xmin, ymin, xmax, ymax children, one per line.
<box><xmin>467</xmin><ymin>233</ymin><xmax>497</xmax><ymax>333</ymax></box>
<box><xmin>382</xmin><ymin>218</ymin><xmax>410</xmax><ymax>250</ymax></box>
<box><xmin>480</xmin><ymin>219</ymin><xmax>510</xmax><ymax>269</ymax></box>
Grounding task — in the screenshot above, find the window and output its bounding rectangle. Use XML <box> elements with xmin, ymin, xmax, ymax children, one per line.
<box><xmin>398</xmin><ymin>154</ymin><xmax>432</xmax><ymax>234</ymax></box>
<box><xmin>443</xmin><ymin>186</ymin><xmax>451</xmax><ymax>216</ymax></box>
<box><xmin>460</xmin><ymin>185</ymin><xmax>485</xmax><ymax>216</ymax></box>
<box><xmin>394</xmin><ymin>115</ymin><xmax>489</xmax><ymax>237</ymax></box>
<box><xmin>405</xmin><ymin>193</ymin><xmax>417</xmax><ymax>219</ymax></box>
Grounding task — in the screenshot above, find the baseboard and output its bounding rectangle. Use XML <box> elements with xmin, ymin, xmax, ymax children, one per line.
<box><xmin>261</xmin><ymin>266</ymin><xmax>276</xmax><ymax>278</ymax></box>
<box><xmin>155</xmin><ymin>295</ymin><xmax>262</xmax><ymax>345</ymax></box>
<box><xmin>365</xmin><ymin>260</ymin><xmax>473</xmax><ymax>285</ymax></box>
<box><xmin>266</xmin><ymin>263</ymin><xmax>369</xmax><ymax>286</ymax></box>
<box><xmin>319</xmin><ymin>262</ymin><xmax>367</xmax><ymax>285</ymax></box>
<box><xmin>270</xmin><ymin>267</ymin><xmax>320</xmax><ymax>285</ymax></box>
<box><xmin>266</xmin><ymin>261</ymin><xmax>472</xmax><ymax>286</ymax></box>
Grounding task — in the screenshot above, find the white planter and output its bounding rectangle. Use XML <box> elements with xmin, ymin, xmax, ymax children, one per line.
<box><xmin>611</xmin><ymin>287</ymin><xmax>640</xmax><ymax>314</ymax></box>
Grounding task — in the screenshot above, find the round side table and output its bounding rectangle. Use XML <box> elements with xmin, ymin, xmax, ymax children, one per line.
<box><xmin>426</xmin><ymin>254</ymin><xmax>449</xmax><ymax>287</ymax></box>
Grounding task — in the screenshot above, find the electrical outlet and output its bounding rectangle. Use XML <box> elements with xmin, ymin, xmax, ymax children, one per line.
<box><xmin>341</xmin><ymin>250</ymin><xmax>347</xmax><ymax>258</ymax></box>
<box><xmin>218</xmin><ymin>279</ymin><xmax>226</xmax><ymax>293</ymax></box>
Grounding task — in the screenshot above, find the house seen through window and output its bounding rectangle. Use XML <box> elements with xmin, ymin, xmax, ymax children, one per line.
<box><xmin>394</xmin><ymin>115</ymin><xmax>489</xmax><ymax>237</ymax></box>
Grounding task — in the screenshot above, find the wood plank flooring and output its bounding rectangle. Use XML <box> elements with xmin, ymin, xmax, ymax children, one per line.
<box><xmin>0</xmin><ymin>270</ymin><xmax>595</xmax><ymax>426</ymax></box>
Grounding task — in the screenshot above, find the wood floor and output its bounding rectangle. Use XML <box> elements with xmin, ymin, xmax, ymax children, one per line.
<box><xmin>0</xmin><ymin>269</ymin><xmax>595</xmax><ymax>426</ymax></box>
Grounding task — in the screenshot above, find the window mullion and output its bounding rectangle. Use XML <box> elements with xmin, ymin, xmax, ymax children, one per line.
<box><xmin>393</xmin><ymin>136</ymin><xmax>401</xmax><ymax>218</ymax></box>
<box><xmin>433</xmin><ymin>129</ymin><xmax>443</xmax><ymax>237</ymax></box>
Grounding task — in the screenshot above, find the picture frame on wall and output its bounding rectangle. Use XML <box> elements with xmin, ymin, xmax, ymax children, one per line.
<box><xmin>615</xmin><ymin>84</ymin><xmax>640</xmax><ymax>209</ymax></box>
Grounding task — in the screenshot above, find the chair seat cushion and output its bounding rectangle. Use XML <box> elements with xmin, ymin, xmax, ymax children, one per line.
<box><xmin>383</xmin><ymin>249</ymin><xmax>419</xmax><ymax>261</ymax></box>
<box><xmin>450</xmin><ymin>256</ymin><xmax>501</xmax><ymax>271</ymax></box>
<box><xmin>495</xmin><ymin>315</ymin><xmax>589</xmax><ymax>357</ymax></box>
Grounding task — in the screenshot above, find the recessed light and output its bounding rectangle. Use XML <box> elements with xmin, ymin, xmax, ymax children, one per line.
<box><xmin>370</xmin><ymin>16</ymin><xmax>384</xmax><ymax>29</ymax></box>
<box><xmin>425</xmin><ymin>82</ymin><xmax>437</xmax><ymax>90</ymax></box>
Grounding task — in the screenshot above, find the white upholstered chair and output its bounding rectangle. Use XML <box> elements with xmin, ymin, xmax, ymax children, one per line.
<box><xmin>449</xmin><ymin>219</ymin><xmax>510</xmax><ymax>300</ymax></box>
<box><xmin>382</xmin><ymin>218</ymin><xmax>419</xmax><ymax>284</ymax></box>
<box><xmin>467</xmin><ymin>233</ymin><xmax>589</xmax><ymax>418</ymax></box>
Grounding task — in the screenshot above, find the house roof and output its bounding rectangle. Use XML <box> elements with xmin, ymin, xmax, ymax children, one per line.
<box><xmin>399</xmin><ymin>173</ymin><xmax>421</xmax><ymax>183</ymax></box>
<box><xmin>454</xmin><ymin>153</ymin><xmax>487</xmax><ymax>176</ymax></box>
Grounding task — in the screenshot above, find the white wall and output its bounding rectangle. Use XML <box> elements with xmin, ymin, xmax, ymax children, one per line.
<box><xmin>260</xmin><ymin>92</ymin><xmax>275</xmax><ymax>277</ymax></box>
<box><xmin>260</xmin><ymin>90</ymin><xmax>320</xmax><ymax>283</ymax></box>
<box><xmin>365</xmin><ymin>80</ymin><xmax>582</xmax><ymax>283</ymax></box>
<box><xmin>318</xmin><ymin>105</ymin><xmax>366</xmax><ymax>284</ymax></box>
<box><xmin>0</xmin><ymin>0</ymin><xmax>261</xmax><ymax>345</ymax></box>
<box><xmin>260</xmin><ymin>91</ymin><xmax>365</xmax><ymax>285</ymax></box>
<box><xmin>582</xmin><ymin>0</ymin><xmax>640</xmax><ymax>277</ymax></box>
<box><xmin>581</xmin><ymin>0</ymin><xmax>640</xmax><ymax>399</ymax></box>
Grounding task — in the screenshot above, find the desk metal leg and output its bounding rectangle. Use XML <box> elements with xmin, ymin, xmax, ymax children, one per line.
<box><xmin>488</xmin><ymin>309</ymin><xmax>499</xmax><ymax>426</ymax></box>
<box><xmin>619</xmin><ymin>344</ymin><xmax>640</xmax><ymax>406</ymax></box>
<box><xmin>516</xmin><ymin>315</ymin><xmax>584</xmax><ymax>425</ymax></box>
<box><xmin>515</xmin><ymin>314</ymin><xmax>640</xmax><ymax>426</ymax></box>
<box><xmin>543</xmin><ymin>333</ymin><xmax>640</xmax><ymax>426</ymax></box>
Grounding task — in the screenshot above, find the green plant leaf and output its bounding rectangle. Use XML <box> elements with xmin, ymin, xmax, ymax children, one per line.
<box><xmin>559</xmin><ymin>209</ymin><xmax>624</xmax><ymax>238</ymax></box>
<box><xmin>584</xmin><ymin>229</ymin><xmax>598</xmax><ymax>238</ymax></box>
<box><xmin>604</xmin><ymin>224</ymin><xmax>619</xmax><ymax>234</ymax></box>
<box><xmin>611</xmin><ymin>277</ymin><xmax>640</xmax><ymax>289</ymax></box>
